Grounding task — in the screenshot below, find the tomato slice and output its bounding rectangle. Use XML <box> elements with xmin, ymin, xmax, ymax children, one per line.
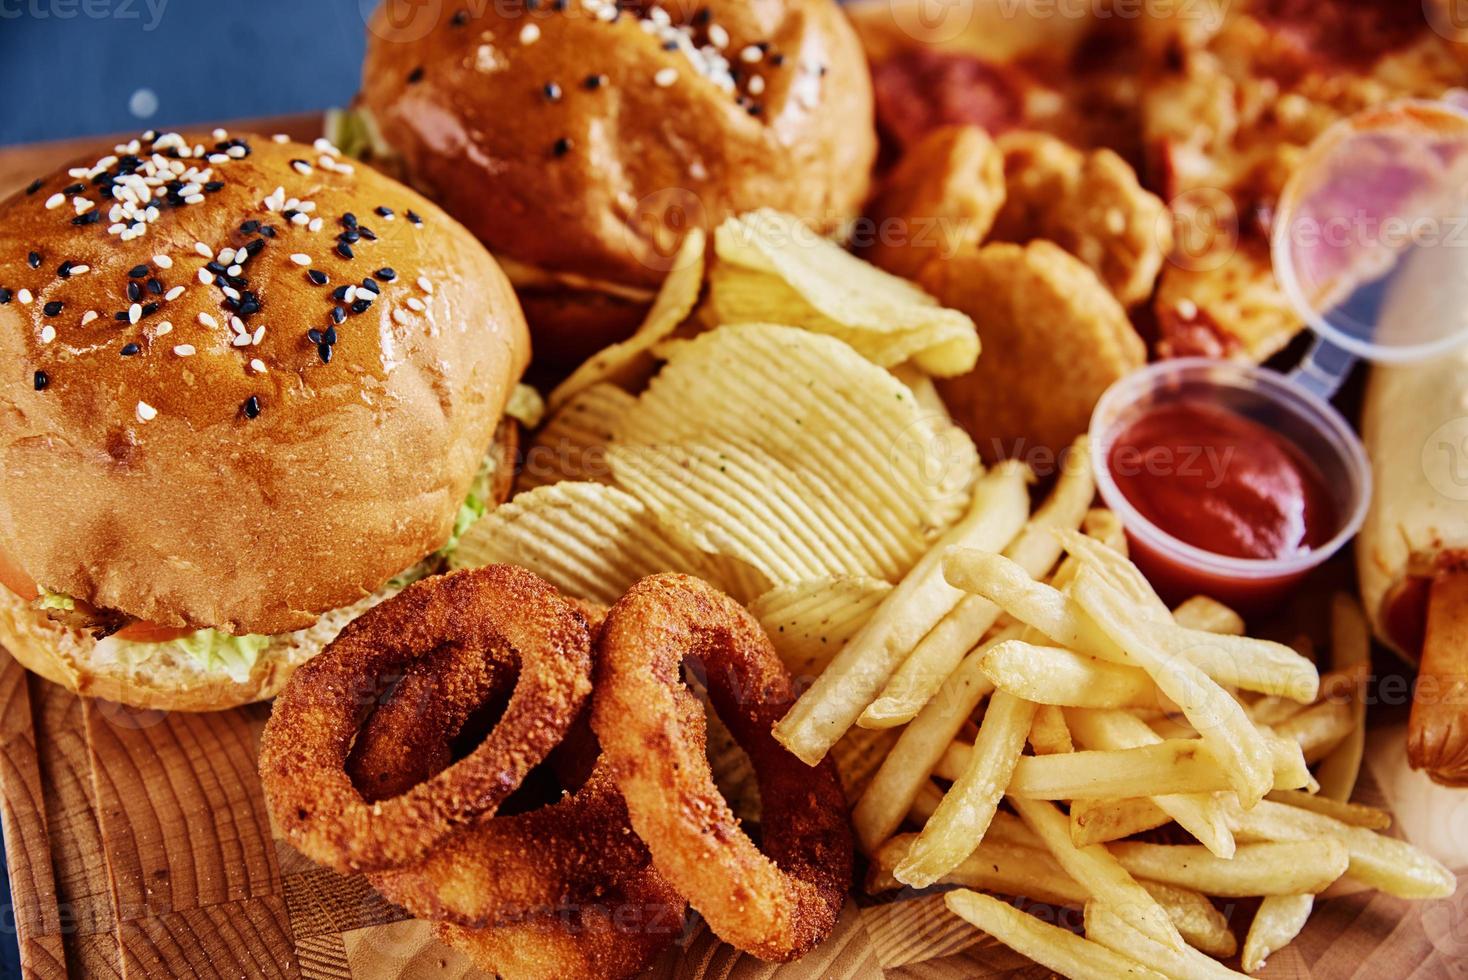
<box><xmin>0</xmin><ymin>541</ymin><xmax>38</xmax><ymax>601</ymax></box>
<box><xmin>113</xmin><ymin>620</ymin><xmax>195</xmax><ymax>643</ymax></box>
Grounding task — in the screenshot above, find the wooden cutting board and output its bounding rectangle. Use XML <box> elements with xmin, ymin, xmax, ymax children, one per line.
<box><xmin>1</xmin><ymin>121</ymin><xmax>1465</xmax><ymax>980</ymax></box>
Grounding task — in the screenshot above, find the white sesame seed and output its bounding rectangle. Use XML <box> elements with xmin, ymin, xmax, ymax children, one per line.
<box><xmin>274</xmin><ymin>133</ymin><xmax>290</xmax><ymax>144</ymax></box>
<box><xmin>520</xmin><ymin>22</ymin><xmax>540</xmax><ymax>44</ymax></box>
<box><xmin>44</xmin><ymin>193</ymin><xmax>64</xmax><ymax>210</ymax></box>
<box><xmin>291</xmin><ymin>212</ymin><xmax>310</xmax><ymax>226</ymax></box>
<box><xmin>212</xmin><ymin>127</ymin><xmax>228</xmax><ymax>140</ymax></box>
<box><xmin>226</xmin><ymin>264</ymin><xmax>242</xmax><ymax>277</ymax></box>
<box><xmin>136</xmin><ymin>401</ymin><xmax>157</xmax><ymax>422</ymax></box>
<box><xmin>308</xmin><ymin>217</ymin><xmax>324</xmax><ymax>233</ymax></box>
<box><xmin>232</xmin><ymin>333</ymin><xmax>251</xmax><ymax>348</ymax></box>
<box><xmin>152</xmin><ymin>254</ymin><xmax>173</xmax><ymax>269</ymax></box>
<box><xmin>70</xmin><ymin>264</ymin><xmax>90</xmax><ymax>275</ymax></box>
<box><xmin>16</xmin><ymin>289</ymin><xmax>32</xmax><ymax>305</ymax></box>
<box><xmin>81</xmin><ymin>310</ymin><xmax>98</xmax><ymax>325</ymax></box>
<box><xmin>194</xmin><ymin>242</ymin><xmax>212</xmax><ymax>257</ymax></box>
<box><xmin>230</xmin><ymin>315</ymin><xmax>246</xmax><ymax>334</ymax></box>
<box><xmin>748</xmin><ymin>75</ymin><xmax>766</xmax><ymax>96</ymax></box>
<box><xmin>173</xmin><ymin>344</ymin><xmax>195</xmax><ymax>357</ymax></box>
<box><xmin>250</xmin><ymin>358</ymin><xmax>267</xmax><ymax>374</ymax></box>
<box><xmin>155</xmin><ymin>320</ymin><xmax>172</xmax><ymax>336</ymax></box>
<box><xmin>39</xmin><ymin>325</ymin><xmax>56</xmax><ymax>343</ymax></box>
<box><xmin>654</xmin><ymin>67</ymin><xmax>678</xmax><ymax>87</ymax></box>
<box><xmin>406</xmin><ymin>297</ymin><xmax>426</xmax><ymax>312</ymax></box>
<box><xmin>417</xmin><ymin>276</ymin><xmax>434</xmax><ymax>294</ymax></box>
<box><xmin>740</xmin><ymin>45</ymin><xmax>763</xmax><ymax>63</ymax></box>
<box><xmin>290</xmin><ymin>253</ymin><xmax>312</xmax><ymax>267</ymax></box>
<box><xmin>198</xmin><ymin>312</ymin><xmax>218</xmax><ymax>329</ymax></box>
<box><xmin>292</xmin><ymin>160</ymin><xmax>312</xmax><ymax>176</ymax></box>
<box><xmin>708</xmin><ymin>24</ymin><xmax>729</xmax><ymax>48</ymax></box>
<box><xmin>222</xmin><ymin>286</ymin><xmax>241</xmax><ymax>301</ymax></box>
<box><xmin>198</xmin><ymin>269</ymin><xmax>214</xmax><ymax>285</ymax></box>
<box><xmin>251</xmin><ymin>325</ymin><xmax>265</xmax><ymax>345</ymax></box>
<box><xmin>128</xmin><ymin>303</ymin><xmax>142</xmax><ymax>325</ymax></box>
<box><xmin>184</xmin><ymin>194</ymin><xmax>205</xmax><ymax>205</ymax></box>
<box><xmin>1177</xmin><ymin>299</ymin><xmax>1198</xmax><ymax>320</ymax></box>
<box><xmin>208</xmin><ymin>153</ymin><xmax>229</xmax><ymax>165</ymax></box>
<box><xmin>164</xmin><ymin>286</ymin><xmax>185</xmax><ymax>301</ymax></box>
<box><xmin>344</xmin><ymin>285</ymin><xmax>358</xmax><ymax>303</ymax></box>
<box><xmin>313</xmin><ymin>137</ymin><xmax>340</xmax><ymax>156</ymax></box>
<box><xmin>226</xmin><ymin>146</ymin><xmax>247</xmax><ymax>159</ymax></box>
<box><xmin>73</xmin><ymin>197</ymin><xmax>94</xmax><ymax>215</ymax></box>
<box><xmin>392</xmin><ymin>308</ymin><xmax>411</xmax><ymax>326</ymax></box>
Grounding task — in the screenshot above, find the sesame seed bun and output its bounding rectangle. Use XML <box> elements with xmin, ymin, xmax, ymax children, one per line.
<box><xmin>359</xmin><ymin>0</ymin><xmax>876</xmax><ymax>363</ymax></box>
<box><xmin>0</xmin><ymin>132</ymin><xmax>530</xmax><ymax>646</ymax></box>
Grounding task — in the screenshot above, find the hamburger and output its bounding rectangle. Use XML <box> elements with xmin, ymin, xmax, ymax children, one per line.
<box><xmin>359</xmin><ymin>0</ymin><xmax>877</xmax><ymax>366</ymax></box>
<box><xmin>0</xmin><ymin>129</ymin><xmax>530</xmax><ymax>711</ymax></box>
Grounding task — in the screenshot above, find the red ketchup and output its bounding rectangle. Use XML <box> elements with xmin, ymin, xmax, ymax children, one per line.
<box><xmin>1105</xmin><ymin>401</ymin><xmax>1337</xmax><ymax>610</ymax></box>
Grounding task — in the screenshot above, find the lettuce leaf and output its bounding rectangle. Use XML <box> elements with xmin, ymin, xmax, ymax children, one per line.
<box><xmin>112</xmin><ymin>629</ymin><xmax>270</xmax><ymax>685</ymax></box>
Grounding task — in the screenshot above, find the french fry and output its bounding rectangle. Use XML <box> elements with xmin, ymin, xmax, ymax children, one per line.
<box><xmin>1069</xmin><ymin>797</ymin><xmax>1172</xmax><ymax>847</ymax></box>
<box><xmin>1108</xmin><ymin>840</ymin><xmax>1348</xmax><ymax>896</ymax></box>
<box><xmin>1067</xmin><ymin>708</ymin><xmax>1235</xmax><ymax>859</ymax></box>
<box><xmin>1241</xmin><ymin>894</ymin><xmax>1315</xmax><ymax>974</ymax></box>
<box><xmin>1264</xmin><ymin>789</ymin><xmax>1391</xmax><ymax>830</ymax></box>
<box><xmin>980</xmin><ymin>640</ymin><xmax>1163</xmax><ymax>710</ymax></box>
<box><xmin>1142</xmin><ymin>881</ymin><xmax>1239</xmax><ymax>959</ymax></box>
<box><xmin>1011</xmin><ymin>797</ymin><xmax>1186</xmax><ymax>951</ymax></box>
<box><xmin>1226</xmin><ymin>800</ymin><xmax>1456</xmax><ymax>899</ymax></box>
<box><xmin>774</xmin><ymin>464</ymin><xmax>1030</xmax><ymax>765</ymax></box>
<box><xmin>893</xmin><ymin>691</ymin><xmax>1037</xmax><ymax>887</ymax></box>
<box><xmin>908</xmin><ymin>780</ymin><xmax>945</xmax><ymax>824</ymax></box>
<box><xmin>859</xmin><ymin>440</ymin><xmax>1095</xmax><ymax>728</ymax></box>
<box><xmin>943</xmin><ymin>550</ymin><xmax>1320</xmax><ymax>701</ymax></box>
<box><xmin>850</xmin><ymin>627</ymin><xmax>1021</xmax><ymax>854</ymax></box>
<box><xmin>1029</xmin><ymin>704</ymin><xmax>1074</xmax><ymax>755</ymax></box>
<box><xmin>1085</xmin><ymin>903</ymin><xmax>1248</xmax><ymax>980</ymax></box>
<box><xmin>946</xmin><ymin>891</ymin><xmax>1168</xmax><ymax>980</ymax></box>
<box><xmin>1272</xmin><ymin>699</ymin><xmax>1355</xmax><ymax>763</ymax></box>
<box><xmin>1072</xmin><ymin>570</ymin><xmax>1275</xmax><ymax>804</ymax></box>
<box><xmin>934</xmin><ymin>736</ymin><xmax>1311</xmax><ymax>798</ymax></box>
<box><xmin>1315</xmin><ymin>593</ymin><xmax>1370</xmax><ymax>802</ymax></box>
<box><xmin>1172</xmin><ymin>596</ymin><xmax>1247</xmax><ymax>636</ymax></box>
<box><xmin>1057</xmin><ymin>528</ymin><xmax>1171</xmax><ymax>618</ymax></box>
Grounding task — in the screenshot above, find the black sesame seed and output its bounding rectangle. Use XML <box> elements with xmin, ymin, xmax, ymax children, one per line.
<box><xmin>240</xmin><ymin>220</ymin><xmax>261</xmax><ymax>234</ymax></box>
<box><xmin>553</xmin><ymin>0</ymin><xmax>566</xmax><ymax>10</ymax></box>
<box><xmin>451</xmin><ymin>8</ymin><xmax>469</xmax><ymax>26</ymax></box>
<box><xmin>407</xmin><ymin>66</ymin><xmax>425</xmax><ymax>84</ymax></box>
<box><xmin>584</xmin><ymin>74</ymin><xmax>606</xmax><ymax>90</ymax></box>
<box><xmin>337</xmin><ymin>242</ymin><xmax>355</xmax><ymax>260</ymax></box>
<box><xmin>771</xmin><ymin>53</ymin><xmax>786</xmax><ymax>66</ymax></box>
<box><xmin>308</xmin><ymin>269</ymin><xmax>328</xmax><ymax>286</ymax></box>
<box><xmin>62</xmin><ymin>183</ymin><xmax>84</xmax><ymax>195</ymax></box>
<box><xmin>56</xmin><ymin>261</ymin><xmax>73</xmax><ymax>279</ymax></box>
<box><xmin>693</xmin><ymin>7</ymin><xmax>711</xmax><ymax>25</ymax></box>
<box><xmin>114</xmin><ymin>311</ymin><xmax>129</xmax><ymax>321</ymax></box>
<box><xmin>407</xmin><ymin>210</ymin><xmax>423</xmax><ymax>226</ymax></box>
<box><xmin>375</xmin><ymin>206</ymin><xmax>394</xmax><ymax>219</ymax></box>
<box><xmin>27</xmin><ymin>252</ymin><xmax>41</xmax><ymax>269</ymax></box>
<box><xmin>204</xmin><ymin>181</ymin><xmax>225</xmax><ymax>192</ymax></box>
<box><xmin>544</xmin><ymin>82</ymin><xmax>563</xmax><ymax>101</ymax></box>
<box><xmin>662</xmin><ymin>40</ymin><xmax>679</xmax><ymax>51</ymax></box>
<box><xmin>128</xmin><ymin>264</ymin><xmax>149</xmax><ymax>278</ymax></box>
<box><xmin>360</xmin><ymin>278</ymin><xmax>381</xmax><ymax>295</ymax></box>
<box><xmin>317</xmin><ymin>343</ymin><xmax>333</xmax><ymax>364</ymax></box>
<box><xmin>747</xmin><ymin>103</ymin><xmax>763</xmax><ymax>116</ymax></box>
<box><xmin>261</xmin><ymin>225</ymin><xmax>277</xmax><ymax>239</ymax></box>
<box><xmin>330</xmin><ymin>306</ymin><xmax>346</xmax><ymax>324</ymax></box>
<box><xmin>323</xmin><ymin>326</ymin><xmax>338</xmax><ymax>346</ymax></box>
<box><xmin>243</xmin><ymin>395</ymin><xmax>262</xmax><ymax>419</ymax></box>
<box><xmin>282</xmin><ymin>208</ymin><xmax>300</xmax><ymax>221</ymax></box>
<box><xmin>0</xmin><ymin>289</ymin><xmax>10</xmax><ymax>304</ymax></box>
<box><xmin>141</xmin><ymin>302</ymin><xmax>159</xmax><ymax>316</ymax></box>
<box><xmin>332</xmin><ymin>285</ymin><xmax>350</xmax><ymax>301</ymax></box>
<box><xmin>245</xmin><ymin>238</ymin><xmax>266</xmax><ymax>255</ymax></box>
<box><xmin>43</xmin><ymin>301</ymin><xmax>62</xmax><ymax>317</ymax></box>
<box><xmin>339</xmin><ymin>230</ymin><xmax>360</xmax><ymax>244</ymax></box>
<box><xmin>147</xmin><ymin>278</ymin><xmax>163</xmax><ymax>295</ymax></box>
<box><xmin>120</xmin><ymin>343</ymin><xmax>140</xmax><ymax>357</ymax></box>
<box><xmin>375</xmin><ymin>267</ymin><xmax>396</xmax><ymax>282</ymax></box>
<box><xmin>307</xmin><ymin>329</ymin><xmax>323</xmax><ymax>344</ymax></box>
<box><xmin>358</xmin><ymin>226</ymin><xmax>377</xmax><ymax>241</ymax></box>
<box><xmin>25</xmin><ymin>179</ymin><xmax>43</xmax><ymax>196</ymax></box>
<box><xmin>351</xmin><ymin>298</ymin><xmax>372</xmax><ymax>315</ymax></box>
<box><xmin>553</xmin><ymin>137</ymin><xmax>572</xmax><ymax>157</ymax></box>
<box><xmin>72</xmin><ymin>212</ymin><xmax>100</xmax><ymax>226</ymax></box>
<box><xmin>342</xmin><ymin>212</ymin><xmax>358</xmax><ymax>228</ymax></box>
<box><xmin>239</xmin><ymin>299</ymin><xmax>260</xmax><ymax>316</ymax></box>
<box><xmin>206</xmin><ymin>261</ymin><xmax>227</xmax><ymax>275</ymax></box>
<box><xmin>127</xmin><ymin>282</ymin><xmax>142</xmax><ymax>303</ymax></box>
<box><xmin>33</xmin><ymin>370</ymin><xmax>48</xmax><ymax>391</ymax></box>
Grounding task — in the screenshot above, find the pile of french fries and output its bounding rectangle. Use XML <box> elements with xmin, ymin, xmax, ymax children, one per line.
<box><xmin>773</xmin><ymin>442</ymin><xmax>1456</xmax><ymax>977</ymax></box>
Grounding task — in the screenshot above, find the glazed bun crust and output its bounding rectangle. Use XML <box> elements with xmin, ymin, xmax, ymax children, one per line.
<box><xmin>361</xmin><ymin>0</ymin><xmax>877</xmax><ymax>295</ymax></box>
<box><xmin>0</xmin><ymin>133</ymin><xmax>529</xmax><ymax>636</ymax></box>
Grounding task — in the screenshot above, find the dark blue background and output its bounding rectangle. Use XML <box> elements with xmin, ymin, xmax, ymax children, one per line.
<box><xmin>0</xmin><ymin>0</ymin><xmax>370</xmax><ymax>145</ymax></box>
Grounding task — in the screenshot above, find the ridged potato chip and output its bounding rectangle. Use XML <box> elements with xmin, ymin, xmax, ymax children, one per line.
<box><xmin>749</xmin><ymin>577</ymin><xmax>893</xmax><ymax>680</ymax></box>
<box><xmin>448</xmin><ymin>481</ymin><xmax>769</xmax><ymax>604</ymax></box>
<box><xmin>608</xmin><ymin>324</ymin><xmax>980</xmax><ymax>585</ymax></box>
<box><xmin>709</xmin><ymin>210</ymin><xmax>980</xmax><ymax>376</ymax></box>
<box><xmin>518</xmin><ymin>383</ymin><xmax>636</xmax><ymax>491</ymax></box>
<box><xmin>547</xmin><ymin>229</ymin><xmax>707</xmax><ymax>413</ymax></box>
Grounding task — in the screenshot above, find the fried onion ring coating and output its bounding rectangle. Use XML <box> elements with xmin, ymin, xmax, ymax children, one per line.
<box><xmin>259</xmin><ymin>565</ymin><xmax>595</xmax><ymax>873</ymax></box>
<box><xmin>592</xmin><ymin>573</ymin><xmax>853</xmax><ymax>961</ymax></box>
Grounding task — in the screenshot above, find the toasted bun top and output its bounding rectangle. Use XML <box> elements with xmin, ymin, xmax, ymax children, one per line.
<box><xmin>360</xmin><ymin>0</ymin><xmax>877</xmax><ymax>291</ymax></box>
<box><xmin>0</xmin><ymin>131</ymin><xmax>529</xmax><ymax>635</ymax></box>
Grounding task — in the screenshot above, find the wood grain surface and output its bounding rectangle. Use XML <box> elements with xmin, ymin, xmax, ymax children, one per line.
<box><xmin>0</xmin><ymin>119</ymin><xmax>1465</xmax><ymax>980</ymax></box>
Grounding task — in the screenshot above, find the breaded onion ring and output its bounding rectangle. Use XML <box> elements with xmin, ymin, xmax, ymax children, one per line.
<box><xmin>259</xmin><ymin>565</ymin><xmax>594</xmax><ymax>874</ymax></box>
<box><xmin>592</xmin><ymin>574</ymin><xmax>853</xmax><ymax>961</ymax></box>
<box><xmin>346</xmin><ymin>601</ymin><xmax>686</xmax><ymax>980</ymax></box>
